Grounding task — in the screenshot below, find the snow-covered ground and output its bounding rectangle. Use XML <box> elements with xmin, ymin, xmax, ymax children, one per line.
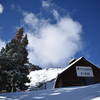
<box><xmin>27</xmin><ymin>68</ymin><xmax>64</xmax><ymax>89</ymax></box>
<box><xmin>0</xmin><ymin>68</ymin><xmax>100</xmax><ymax>100</ymax></box>
<box><xmin>0</xmin><ymin>83</ymin><xmax>100</xmax><ymax>100</ymax></box>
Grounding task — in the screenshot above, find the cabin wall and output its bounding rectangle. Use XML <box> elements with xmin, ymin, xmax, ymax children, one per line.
<box><xmin>55</xmin><ymin>59</ymin><xmax>100</xmax><ymax>88</ymax></box>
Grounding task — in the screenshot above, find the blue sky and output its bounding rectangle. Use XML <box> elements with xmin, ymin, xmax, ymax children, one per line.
<box><xmin>0</xmin><ymin>0</ymin><xmax>100</xmax><ymax>67</ymax></box>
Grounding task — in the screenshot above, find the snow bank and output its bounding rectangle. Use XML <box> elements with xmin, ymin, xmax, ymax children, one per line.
<box><xmin>0</xmin><ymin>83</ymin><xmax>100</xmax><ymax>100</ymax></box>
<box><xmin>27</xmin><ymin>68</ymin><xmax>64</xmax><ymax>89</ymax></box>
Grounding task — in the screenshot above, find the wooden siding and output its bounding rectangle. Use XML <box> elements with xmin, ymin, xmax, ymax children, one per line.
<box><xmin>55</xmin><ymin>57</ymin><xmax>100</xmax><ymax>88</ymax></box>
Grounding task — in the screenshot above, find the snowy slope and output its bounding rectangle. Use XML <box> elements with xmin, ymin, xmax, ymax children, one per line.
<box><xmin>27</xmin><ymin>68</ymin><xmax>64</xmax><ymax>89</ymax></box>
<box><xmin>0</xmin><ymin>83</ymin><xmax>100</xmax><ymax>100</ymax></box>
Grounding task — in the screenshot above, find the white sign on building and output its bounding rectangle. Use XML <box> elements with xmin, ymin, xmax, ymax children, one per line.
<box><xmin>76</xmin><ymin>66</ymin><xmax>94</xmax><ymax>77</ymax></box>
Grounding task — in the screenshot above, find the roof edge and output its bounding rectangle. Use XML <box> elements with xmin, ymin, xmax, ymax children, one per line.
<box><xmin>62</xmin><ymin>56</ymin><xmax>97</xmax><ymax>73</ymax></box>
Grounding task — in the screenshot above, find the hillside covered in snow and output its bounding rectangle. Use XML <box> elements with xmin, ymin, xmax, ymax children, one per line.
<box><xmin>0</xmin><ymin>68</ymin><xmax>100</xmax><ymax>100</ymax></box>
<box><xmin>0</xmin><ymin>83</ymin><xmax>100</xmax><ymax>100</ymax></box>
<box><xmin>27</xmin><ymin>68</ymin><xmax>64</xmax><ymax>90</ymax></box>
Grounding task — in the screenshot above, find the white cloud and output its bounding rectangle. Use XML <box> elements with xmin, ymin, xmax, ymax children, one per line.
<box><xmin>42</xmin><ymin>0</ymin><xmax>50</xmax><ymax>8</ymax></box>
<box><xmin>0</xmin><ymin>38</ymin><xmax>5</xmax><ymax>51</ymax></box>
<box><xmin>23</xmin><ymin>12</ymin><xmax>82</xmax><ymax>67</ymax></box>
<box><xmin>0</xmin><ymin>4</ymin><xmax>4</xmax><ymax>14</ymax></box>
<box><xmin>0</xmin><ymin>27</ymin><xmax>5</xmax><ymax>50</ymax></box>
<box><xmin>52</xmin><ymin>9</ymin><xmax>59</xmax><ymax>21</ymax></box>
<box><xmin>23</xmin><ymin>13</ymin><xmax>39</xmax><ymax>32</ymax></box>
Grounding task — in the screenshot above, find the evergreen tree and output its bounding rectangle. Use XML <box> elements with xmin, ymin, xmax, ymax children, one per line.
<box><xmin>0</xmin><ymin>27</ymin><xmax>30</xmax><ymax>92</ymax></box>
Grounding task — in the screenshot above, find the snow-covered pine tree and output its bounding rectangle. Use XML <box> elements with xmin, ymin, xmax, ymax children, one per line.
<box><xmin>0</xmin><ymin>27</ymin><xmax>30</xmax><ymax>92</ymax></box>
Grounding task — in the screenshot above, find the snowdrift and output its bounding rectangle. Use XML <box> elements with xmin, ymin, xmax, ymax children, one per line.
<box><xmin>27</xmin><ymin>68</ymin><xmax>64</xmax><ymax>89</ymax></box>
<box><xmin>0</xmin><ymin>83</ymin><xmax>100</xmax><ymax>100</ymax></box>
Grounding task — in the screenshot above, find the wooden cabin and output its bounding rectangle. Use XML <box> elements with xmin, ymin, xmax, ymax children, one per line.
<box><xmin>55</xmin><ymin>57</ymin><xmax>100</xmax><ymax>88</ymax></box>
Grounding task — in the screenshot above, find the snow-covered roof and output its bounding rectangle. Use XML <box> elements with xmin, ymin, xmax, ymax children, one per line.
<box><xmin>62</xmin><ymin>57</ymin><xmax>84</xmax><ymax>72</ymax></box>
<box><xmin>60</xmin><ymin>56</ymin><xmax>99</xmax><ymax>74</ymax></box>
